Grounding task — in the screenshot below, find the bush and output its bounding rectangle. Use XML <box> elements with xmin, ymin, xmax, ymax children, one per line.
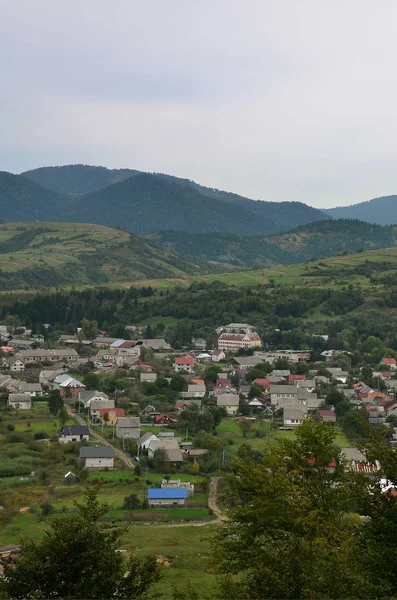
<box><xmin>33</xmin><ymin>431</ymin><xmax>47</xmax><ymax>440</ymax></box>
<box><xmin>6</xmin><ymin>423</ymin><xmax>15</xmax><ymax>432</ymax></box>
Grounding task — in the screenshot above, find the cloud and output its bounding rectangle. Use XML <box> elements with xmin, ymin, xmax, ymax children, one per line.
<box><xmin>1</xmin><ymin>0</ymin><xmax>397</xmax><ymax>207</ymax></box>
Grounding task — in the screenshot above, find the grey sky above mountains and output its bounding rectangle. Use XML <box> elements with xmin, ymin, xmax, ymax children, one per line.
<box><xmin>1</xmin><ymin>0</ymin><xmax>397</xmax><ymax>208</ymax></box>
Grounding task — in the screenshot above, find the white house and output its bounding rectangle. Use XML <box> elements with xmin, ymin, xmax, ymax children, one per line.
<box><xmin>79</xmin><ymin>446</ymin><xmax>115</xmax><ymax>469</ymax></box>
<box><xmin>211</xmin><ymin>350</ymin><xmax>226</xmax><ymax>363</ymax></box>
<box><xmin>7</xmin><ymin>393</ymin><xmax>32</xmax><ymax>410</ymax></box>
<box><xmin>216</xmin><ymin>393</ymin><xmax>239</xmax><ymax>415</ymax></box>
<box><xmin>283</xmin><ymin>406</ymin><xmax>308</xmax><ymax>427</ymax></box>
<box><xmin>137</xmin><ymin>432</ymin><xmax>158</xmax><ymax>450</ymax></box>
<box><xmin>116</xmin><ymin>417</ymin><xmax>141</xmax><ymax>440</ymax></box>
<box><xmin>59</xmin><ymin>425</ymin><xmax>89</xmax><ymax>444</ymax></box>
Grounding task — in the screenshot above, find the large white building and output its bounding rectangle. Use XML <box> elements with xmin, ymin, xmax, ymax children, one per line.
<box><xmin>218</xmin><ymin>332</ymin><xmax>261</xmax><ymax>352</ymax></box>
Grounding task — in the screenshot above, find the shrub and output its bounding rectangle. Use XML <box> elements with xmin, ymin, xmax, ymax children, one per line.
<box><xmin>6</xmin><ymin>423</ymin><xmax>15</xmax><ymax>432</ymax></box>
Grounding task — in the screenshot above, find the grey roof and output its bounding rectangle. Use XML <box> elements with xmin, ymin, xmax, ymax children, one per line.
<box><xmin>216</xmin><ymin>394</ymin><xmax>239</xmax><ymax>407</ymax></box>
<box><xmin>8</xmin><ymin>393</ymin><xmax>31</xmax><ymax>403</ymax></box>
<box><xmin>270</xmin><ymin>385</ymin><xmax>298</xmax><ymax>394</ymax></box>
<box><xmin>298</xmin><ymin>380</ymin><xmax>316</xmax><ymax>387</ymax></box>
<box><xmin>93</xmin><ymin>337</ymin><xmax>120</xmax><ymax>345</ymax></box>
<box><xmin>117</xmin><ymin>417</ymin><xmax>141</xmax><ymax>428</ymax></box>
<box><xmin>271</xmin><ymin>370</ymin><xmax>291</xmax><ymax>377</ymax></box>
<box><xmin>79</xmin><ymin>446</ymin><xmax>115</xmax><ymax>458</ymax></box>
<box><xmin>18</xmin><ymin>382</ymin><xmax>42</xmax><ymax>393</ymax></box>
<box><xmin>232</xmin><ymin>356</ymin><xmax>264</xmax><ymax>366</ymax></box>
<box><xmin>16</xmin><ymin>349</ymin><xmax>78</xmax><ymax>358</ymax></box>
<box><xmin>139</xmin><ymin>338</ymin><xmax>171</xmax><ymax>350</ymax></box>
<box><xmin>284</xmin><ymin>406</ymin><xmax>308</xmax><ymax>419</ymax></box>
<box><xmin>90</xmin><ymin>399</ymin><xmax>115</xmax><ymax>410</ymax></box>
<box><xmin>165</xmin><ymin>449</ymin><xmax>184</xmax><ymax>462</ymax></box>
<box><xmin>60</xmin><ymin>426</ymin><xmax>89</xmax><ymax>436</ymax></box>
<box><xmin>138</xmin><ymin>432</ymin><xmax>158</xmax><ymax>445</ymax></box>
<box><xmin>149</xmin><ymin>439</ymin><xmax>180</xmax><ymax>452</ymax></box>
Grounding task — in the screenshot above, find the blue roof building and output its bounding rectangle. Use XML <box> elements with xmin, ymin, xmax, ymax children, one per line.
<box><xmin>147</xmin><ymin>488</ymin><xmax>188</xmax><ymax>505</ymax></box>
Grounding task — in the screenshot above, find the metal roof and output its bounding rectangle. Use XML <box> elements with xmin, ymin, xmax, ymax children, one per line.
<box><xmin>79</xmin><ymin>446</ymin><xmax>114</xmax><ymax>458</ymax></box>
<box><xmin>148</xmin><ymin>488</ymin><xmax>188</xmax><ymax>499</ymax></box>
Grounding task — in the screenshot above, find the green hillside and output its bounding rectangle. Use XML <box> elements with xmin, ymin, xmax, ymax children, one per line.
<box><xmin>147</xmin><ymin>219</ymin><xmax>397</xmax><ymax>269</ymax></box>
<box><xmin>119</xmin><ymin>245</ymin><xmax>397</xmax><ymax>292</ymax></box>
<box><xmin>0</xmin><ymin>222</ymin><xmax>210</xmax><ymax>290</ymax></box>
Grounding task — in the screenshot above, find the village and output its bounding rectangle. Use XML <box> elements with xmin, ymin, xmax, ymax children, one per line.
<box><xmin>1</xmin><ymin>318</ymin><xmax>397</xmax><ymax>591</ymax></box>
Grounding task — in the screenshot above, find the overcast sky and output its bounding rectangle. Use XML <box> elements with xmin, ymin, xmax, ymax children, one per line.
<box><xmin>2</xmin><ymin>1</ymin><xmax>397</xmax><ymax>208</ymax></box>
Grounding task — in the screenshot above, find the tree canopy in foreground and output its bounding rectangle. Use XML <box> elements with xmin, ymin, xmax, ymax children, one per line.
<box><xmin>213</xmin><ymin>420</ymin><xmax>397</xmax><ymax>599</ymax></box>
<box><xmin>0</xmin><ymin>485</ymin><xmax>159</xmax><ymax>600</ymax></box>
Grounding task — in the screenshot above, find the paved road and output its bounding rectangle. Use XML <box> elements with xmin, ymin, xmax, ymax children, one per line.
<box><xmin>68</xmin><ymin>409</ymin><xmax>135</xmax><ymax>470</ymax></box>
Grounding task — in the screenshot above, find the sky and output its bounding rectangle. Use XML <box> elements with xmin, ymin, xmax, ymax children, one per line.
<box><xmin>2</xmin><ymin>1</ymin><xmax>397</xmax><ymax>208</ymax></box>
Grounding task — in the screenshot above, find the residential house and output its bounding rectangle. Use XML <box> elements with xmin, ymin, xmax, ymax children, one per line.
<box><xmin>15</xmin><ymin>349</ymin><xmax>78</xmax><ymax>363</ymax></box>
<box><xmin>289</xmin><ymin>375</ymin><xmax>306</xmax><ymax>383</ymax></box>
<box><xmin>154</xmin><ymin>413</ymin><xmax>177</xmax><ymax>425</ymax></box>
<box><xmin>270</xmin><ymin>385</ymin><xmax>298</xmax><ymax>406</ymax></box>
<box><xmin>175</xmin><ymin>399</ymin><xmax>202</xmax><ymax>411</ymax></box>
<box><xmin>79</xmin><ymin>390</ymin><xmax>110</xmax><ymax>408</ymax></box>
<box><xmin>148</xmin><ymin>438</ymin><xmax>184</xmax><ymax>462</ymax></box>
<box><xmin>180</xmin><ymin>384</ymin><xmax>206</xmax><ymax>398</ymax></box>
<box><xmin>161</xmin><ymin>479</ymin><xmax>194</xmax><ymax>496</ymax></box>
<box><xmin>197</xmin><ymin>352</ymin><xmax>211</xmax><ymax>361</ymax></box>
<box><xmin>254</xmin><ymin>378</ymin><xmax>270</xmax><ymax>391</ymax></box>
<box><xmin>79</xmin><ymin>446</ymin><xmax>115</xmax><ymax>469</ymax></box>
<box><xmin>138</xmin><ymin>339</ymin><xmax>172</xmax><ymax>351</ymax></box>
<box><xmin>296</xmin><ymin>380</ymin><xmax>316</xmax><ymax>393</ymax></box>
<box><xmin>231</xmin><ymin>356</ymin><xmax>264</xmax><ymax>369</ymax></box>
<box><xmin>99</xmin><ymin>407</ymin><xmax>125</xmax><ymax>424</ymax></box>
<box><xmin>39</xmin><ymin>369</ymin><xmax>66</xmax><ymax>388</ymax></box>
<box><xmin>216</xmin><ymin>393</ymin><xmax>239</xmax><ymax>415</ymax></box>
<box><xmin>381</xmin><ymin>358</ymin><xmax>397</xmax><ymax>370</ymax></box>
<box><xmin>211</xmin><ymin>349</ymin><xmax>225</xmax><ymax>362</ymax></box>
<box><xmin>95</xmin><ymin>348</ymin><xmax>117</xmax><ymax>362</ymax></box>
<box><xmin>216</xmin><ymin>323</ymin><xmax>256</xmax><ymax>334</ymax></box>
<box><xmin>0</xmin><ymin>375</ymin><xmax>11</xmax><ymax>389</ymax></box>
<box><xmin>140</xmin><ymin>372</ymin><xmax>158</xmax><ymax>383</ymax></box>
<box><xmin>7</xmin><ymin>393</ymin><xmax>32</xmax><ymax>410</ymax></box>
<box><xmin>298</xmin><ymin>391</ymin><xmax>321</xmax><ymax>409</ymax></box>
<box><xmin>58</xmin><ymin>425</ymin><xmax>89</xmax><ymax>443</ymax></box>
<box><xmin>58</xmin><ymin>376</ymin><xmax>85</xmax><ymax>400</ymax></box>
<box><xmin>248</xmin><ymin>398</ymin><xmax>265</xmax><ymax>411</ymax></box>
<box><xmin>271</xmin><ymin>370</ymin><xmax>291</xmax><ymax>378</ymax></box>
<box><xmin>137</xmin><ymin>432</ymin><xmax>158</xmax><ymax>450</ymax></box>
<box><xmin>5</xmin><ymin>357</ymin><xmax>25</xmax><ymax>372</ymax></box>
<box><xmin>116</xmin><ymin>417</ymin><xmax>141</xmax><ymax>440</ymax></box>
<box><xmin>14</xmin><ymin>382</ymin><xmax>43</xmax><ymax>397</ymax></box>
<box><xmin>141</xmin><ymin>404</ymin><xmax>157</xmax><ymax>417</ymax></box>
<box><xmin>130</xmin><ymin>360</ymin><xmax>152</xmax><ymax>372</ymax></box>
<box><xmin>319</xmin><ymin>409</ymin><xmax>337</xmax><ymax>424</ymax></box>
<box><xmin>92</xmin><ymin>337</ymin><xmax>120</xmax><ymax>348</ymax></box>
<box><xmin>89</xmin><ymin>398</ymin><xmax>115</xmax><ymax>420</ymax></box>
<box><xmin>174</xmin><ymin>355</ymin><xmax>195</xmax><ymax>373</ymax></box>
<box><xmin>218</xmin><ymin>332</ymin><xmax>262</xmax><ymax>352</ymax></box>
<box><xmin>283</xmin><ymin>405</ymin><xmax>308</xmax><ymax>427</ymax></box>
<box><xmin>147</xmin><ymin>488</ymin><xmax>188</xmax><ymax>507</ymax></box>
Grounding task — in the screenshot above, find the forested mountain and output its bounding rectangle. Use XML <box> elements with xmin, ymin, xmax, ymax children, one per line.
<box><xmin>327</xmin><ymin>195</ymin><xmax>397</xmax><ymax>225</ymax></box>
<box><xmin>147</xmin><ymin>219</ymin><xmax>397</xmax><ymax>269</ymax></box>
<box><xmin>0</xmin><ymin>222</ymin><xmax>210</xmax><ymax>290</ymax></box>
<box><xmin>58</xmin><ymin>174</ymin><xmax>280</xmax><ymax>236</ymax></box>
<box><xmin>22</xmin><ymin>164</ymin><xmax>139</xmax><ymax>196</ymax></box>
<box><xmin>22</xmin><ymin>164</ymin><xmax>329</xmax><ymax>233</ymax></box>
<box><xmin>0</xmin><ymin>171</ymin><xmax>67</xmax><ymax>222</ymax></box>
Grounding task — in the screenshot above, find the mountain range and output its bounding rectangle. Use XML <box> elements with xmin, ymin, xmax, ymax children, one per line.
<box><xmin>326</xmin><ymin>195</ymin><xmax>397</xmax><ymax>225</ymax></box>
<box><xmin>0</xmin><ymin>164</ymin><xmax>328</xmax><ymax>236</ymax></box>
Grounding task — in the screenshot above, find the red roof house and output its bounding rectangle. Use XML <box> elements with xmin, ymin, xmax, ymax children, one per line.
<box><xmin>289</xmin><ymin>375</ymin><xmax>306</xmax><ymax>383</ymax></box>
<box><xmin>254</xmin><ymin>378</ymin><xmax>270</xmax><ymax>389</ymax></box>
<box><xmin>174</xmin><ymin>355</ymin><xmax>195</xmax><ymax>372</ymax></box>
<box><xmin>130</xmin><ymin>359</ymin><xmax>153</xmax><ymax>371</ymax></box>
<box><xmin>382</xmin><ymin>358</ymin><xmax>397</xmax><ymax>366</ymax></box>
